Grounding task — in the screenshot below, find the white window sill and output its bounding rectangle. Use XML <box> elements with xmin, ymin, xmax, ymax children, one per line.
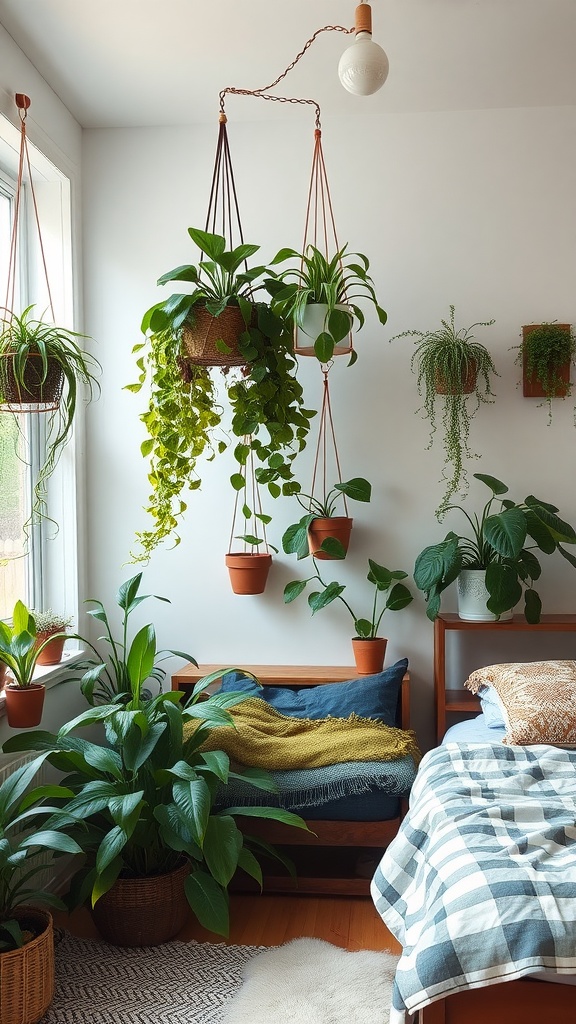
<box><xmin>0</xmin><ymin>648</ymin><xmax>86</xmax><ymax>718</ymax></box>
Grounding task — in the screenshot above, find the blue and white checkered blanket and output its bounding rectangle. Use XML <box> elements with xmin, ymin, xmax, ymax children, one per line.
<box><xmin>371</xmin><ymin>742</ymin><xmax>576</xmax><ymax>1023</ymax></box>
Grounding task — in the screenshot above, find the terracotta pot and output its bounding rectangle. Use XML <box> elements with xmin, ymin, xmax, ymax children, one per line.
<box><xmin>4</xmin><ymin>684</ymin><xmax>46</xmax><ymax>729</ymax></box>
<box><xmin>435</xmin><ymin>360</ymin><xmax>478</xmax><ymax>395</ymax></box>
<box><xmin>34</xmin><ymin>632</ymin><xmax>66</xmax><ymax>665</ymax></box>
<box><xmin>352</xmin><ymin>637</ymin><xmax>388</xmax><ymax>676</ymax></box>
<box><xmin>182</xmin><ymin>304</ymin><xmax>247</xmax><ymax>367</ymax></box>
<box><xmin>0</xmin><ymin>661</ymin><xmax>6</xmax><ymax>691</ymax></box>
<box><xmin>521</xmin><ymin>324</ymin><xmax>572</xmax><ymax>398</ymax></box>
<box><xmin>226</xmin><ymin>552</ymin><xmax>272</xmax><ymax>595</ymax></box>
<box><xmin>0</xmin><ymin>908</ymin><xmax>54</xmax><ymax>1024</ymax></box>
<box><xmin>307</xmin><ymin>517</ymin><xmax>353</xmax><ymax>560</ymax></box>
<box><xmin>91</xmin><ymin>860</ymin><xmax>191</xmax><ymax>947</ymax></box>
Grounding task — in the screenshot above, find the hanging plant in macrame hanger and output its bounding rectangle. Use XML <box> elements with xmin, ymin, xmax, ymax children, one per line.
<box><xmin>225</xmin><ymin>437</ymin><xmax>278</xmax><ymax>595</ymax></box>
<box><xmin>0</xmin><ymin>93</ymin><xmax>100</xmax><ymax>530</ymax></box>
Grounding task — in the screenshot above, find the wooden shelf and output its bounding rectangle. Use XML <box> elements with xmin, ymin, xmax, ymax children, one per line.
<box><xmin>434</xmin><ymin>613</ymin><xmax>576</xmax><ymax>743</ymax></box>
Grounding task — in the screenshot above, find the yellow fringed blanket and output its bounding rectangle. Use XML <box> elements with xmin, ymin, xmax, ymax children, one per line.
<box><xmin>186</xmin><ymin>697</ymin><xmax>421</xmax><ymax>770</ymax></box>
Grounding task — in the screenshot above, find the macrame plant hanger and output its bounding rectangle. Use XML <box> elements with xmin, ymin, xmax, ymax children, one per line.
<box><xmin>0</xmin><ymin>93</ymin><xmax>63</xmax><ymax>412</ymax></box>
<box><xmin>218</xmin><ymin>23</ymin><xmax>356</xmax><ymax>535</ymax></box>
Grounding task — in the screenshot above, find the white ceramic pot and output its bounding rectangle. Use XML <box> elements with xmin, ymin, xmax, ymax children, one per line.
<box><xmin>295</xmin><ymin>303</ymin><xmax>353</xmax><ymax>355</ymax></box>
<box><xmin>457</xmin><ymin>569</ymin><xmax>513</xmax><ymax>622</ymax></box>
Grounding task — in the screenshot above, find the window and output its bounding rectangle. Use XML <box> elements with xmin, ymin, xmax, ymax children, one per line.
<box><xmin>0</xmin><ymin>116</ymin><xmax>78</xmax><ymax>626</ymax></box>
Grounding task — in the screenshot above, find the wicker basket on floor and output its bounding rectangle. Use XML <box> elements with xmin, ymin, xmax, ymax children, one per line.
<box><xmin>91</xmin><ymin>859</ymin><xmax>191</xmax><ymax>947</ymax></box>
<box><xmin>0</xmin><ymin>908</ymin><xmax>55</xmax><ymax>1024</ymax></box>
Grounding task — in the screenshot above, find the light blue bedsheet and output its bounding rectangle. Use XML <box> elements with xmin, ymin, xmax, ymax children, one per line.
<box><xmin>442</xmin><ymin>713</ymin><xmax>506</xmax><ymax>745</ymax></box>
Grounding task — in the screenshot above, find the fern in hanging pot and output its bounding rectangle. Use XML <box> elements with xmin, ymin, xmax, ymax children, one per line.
<box><xmin>0</xmin><ymin>305</ymin><xmax>101</xmax><ymax>528</ymax></box>
<box><xmin>226</xmin><ymin>441</ymin><xmax>278</xmax><ymax>595</ymax></box>
<box><xmin>390</xmin><ymin>305</ymin><xmax>498</xmax><ymax>520</ymax></box>
<box><xmin>265</xmin><ymin>243</ymin><xmax>387</xmax><ymax>364</ymax></box>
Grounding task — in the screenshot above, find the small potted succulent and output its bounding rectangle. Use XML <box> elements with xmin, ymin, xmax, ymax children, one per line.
<box><xmin>517</xmin><ymin>321</ymin><xmax>575</xmax><ymax>421</ymax></box>
<box><xmin>30</xmin><ymin>609</ymin><xmax>73</xmax><ymax>665</ymax></box>
<box><xmin>282</xmin><ymin>477</ymin><xmax>372</xmax><ymax>561</ymax></box>
<box><xmin>413</xmin><ymin>472</ymin><xmax>576</xmax><ymax>623</ymax></box>
<box><xmin>390</xmin><ymin>305</ymin><xmax>498</xmax><ymax>520</ymax></box>
<box><xmin>0</xmin><ymin>305</ymin><xmax>100</xmax><ymax>529</ymax></box>
<box><xmin>0</xmin><ymin>602</ymin><xmax>70</xmax><ymax>728</ymax></box>
<box><xmin>265</xmin><ymin>243</ymin><xmax>387</xmax><ymax>363</ymax></box>
<box><xmin>0</xmin><ymin>754</ymin><xmax>82</xmax><ymax>1024</ymax></box>
<box><xmin>284</xmin><ymin>556</ymin><xmax>413</xmax><ymax>674</ymax></box>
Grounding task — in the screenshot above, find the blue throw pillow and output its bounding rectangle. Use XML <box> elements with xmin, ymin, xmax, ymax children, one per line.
<box><xmin>219</xmin><ymin>658</ymin><xmax>408</xmax><ymax>727</ymax></box>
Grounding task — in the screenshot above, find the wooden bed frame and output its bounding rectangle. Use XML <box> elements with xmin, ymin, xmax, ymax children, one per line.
<box><xmin>419</xmin><ymin>616</ymin><xmax>576</xmax><ymax>1023</ymax></box>
<box><xmin>171</xmin><ymin>662</ymin><xmax>412</xmax><ymax>896</ymax></box>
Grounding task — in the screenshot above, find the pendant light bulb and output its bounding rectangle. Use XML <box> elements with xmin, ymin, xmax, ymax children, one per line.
<box><xmin>338</xmin><ymin>3</ymin><xmax>389</xmax><ymax>96</ymax></box>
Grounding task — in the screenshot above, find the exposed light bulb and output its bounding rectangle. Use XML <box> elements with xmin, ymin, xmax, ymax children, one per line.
<box><xmin>338</xmin><ymin>3</ymin><xmax>389</xmax><ymax>97</ymax></box>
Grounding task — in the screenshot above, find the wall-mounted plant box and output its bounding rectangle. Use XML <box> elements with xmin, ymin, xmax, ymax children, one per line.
<box><xmin>521</xmin><ymin>323</ymin><xmax>572</xmax><ymax>398</ymax></box>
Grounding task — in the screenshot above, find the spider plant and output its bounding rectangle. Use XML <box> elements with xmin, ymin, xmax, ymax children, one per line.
<box><xmin>0</xmin><ymin>305</ymin><xmax>101</xmax><ymax>529</ymax></box>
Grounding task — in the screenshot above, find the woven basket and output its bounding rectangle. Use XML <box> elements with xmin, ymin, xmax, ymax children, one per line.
<box><xmin>182</xmin><ymin>304</ymin><xmax>247</xmax><ymax>367</ymax></box>
<box><xmin>91</xmin><ymin>859</ymin><xmax>191</xmax><ymax>946</ymax></box>
<box><xmin>0</xmin><ymin>353</ymin><xmax>64</xmax><ymax>411</ymax></box>
<box><xmin>0</xmin><ymin>908</ymin><xmax>54</xmax><ymax>1024</ymax></box>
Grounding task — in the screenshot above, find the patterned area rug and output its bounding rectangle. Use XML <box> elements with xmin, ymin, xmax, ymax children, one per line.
<box><xmin>45</xmin><ymin>932</ymin><xmax>399</xmax><ymax>1024</ymax></box>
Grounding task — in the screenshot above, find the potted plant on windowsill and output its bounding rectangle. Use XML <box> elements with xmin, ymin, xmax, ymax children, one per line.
<box><xmin>284</xmin><ymin>557</ymin><xmax>413</xmax><ymax>674</ymax></box>
<box><xmin>30</xmin><ymin>609</ymin><xmax>73</xmax><ymax>666</ymax></box>
<box><xmin>0</xmin><ymin>306</ymin><xmax>100</xmax><ymax>530</ymax></box>
<box><xmin>0</xmin><ymin>602</ymin><xmax>71</xmax><ymax>728</ymax></box>
<box><xmin>516</xmin><ymin>321</ymin><xmax>575</xmax><ymax>421</ymax></box>
<box><xmin>282</xmin><ymin>477</ymin><xmax>372</xmax><ymax>561</ymax></box>
<box><xmin>265</xmin><ymin>243</ymin><xmax>387</xmax><ymax>363</ymax></box>
<box><xmin>3</xmin><ymin>577</ymin><xmax>308</xmax><ymax>945</ymax></box>
<box><xmin>0</xmin><ymin>754</ymin><xmax>82</xmax><ymax>1024</ymax></box>
<box><xmin>413</xmin><ymin>472</ymin><xmax>576</xmax><ymax>623</ymax></box>
<box><xmin>128</xmin><ymin>229</ymin><xmax>315</xmax><ymax>563</ymax></box>
<box><xmin>390</xmin><ymin>306</ymin><xmax>498</xmax><ymax>520</ymax></box>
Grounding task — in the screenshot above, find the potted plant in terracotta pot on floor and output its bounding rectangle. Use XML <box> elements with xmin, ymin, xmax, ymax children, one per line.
<box><xmin>265</xmin><ymin>243</ymin><xmax>387</xmax><ymax>363</ymax></box>
<box><xmin>0</xmin><ymin>754</ymin><xmax>82</xmax><ymax>1024</ymax></box>
<box><xmin>284</xmin><ymin>556</ymin><xmax>413</xmax><ymax>674</ymax></box>
<box><xmin>3</xmin><ymin>575</ymin><xmax>307</xmax><ymax>944</ymax></box>
<box><xmin>516</xmin><ymin>321</ymin><xmax>575</xmax><ymax>421</ymax></box>
<box><xmin>282</xmin><ymin>477</ymin><xmax>372</xmax><ymax>562</ymax></box>
<box><xmin>0</xmin><ymin>602</ymin><xmax>70</xmax><ymax>728</ymax></box>
<box><xmin>30</xmin><ymin>609</ymin><xmax>73</xmax><ymax>666</ymax></box>
<box><xmin>413</xmin><ymin>472</ymin><xmax>576</xmax><ymax>623</ymax></box>
<box><xmin>390</xmin><ymin>305</ymin><xmax>498</xmax><ymax>520</ymax></box>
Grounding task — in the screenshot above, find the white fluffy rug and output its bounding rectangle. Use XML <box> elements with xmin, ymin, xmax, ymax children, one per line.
<box><xmin>221</xmin><ymin>936</ymin><xmax>399</xmax><ymax>1024</ymax></box>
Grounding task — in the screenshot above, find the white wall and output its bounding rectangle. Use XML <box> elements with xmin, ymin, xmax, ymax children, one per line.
<box><xmin>82</xmin><ymin>104</ymin><xmax>576</xmax><ymax>749</ymax></box>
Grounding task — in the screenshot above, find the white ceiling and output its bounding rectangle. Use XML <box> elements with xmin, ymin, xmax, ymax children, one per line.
<box><xmin>0</xmin><ymin>0</ymin><xmax>575</xmax><ymax>129</ymax></box>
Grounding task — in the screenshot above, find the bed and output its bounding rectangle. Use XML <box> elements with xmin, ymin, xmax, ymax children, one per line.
<box><xmin>371</xmin><ymin>658</ymin><xmax>576</xmax><ymax>1024</ymax></box>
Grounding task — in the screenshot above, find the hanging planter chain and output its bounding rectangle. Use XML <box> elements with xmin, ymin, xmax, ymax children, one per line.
<box><xmin>228</xmin><ymin>436</ymin><xmax>271</xmax><ymax>555</ymax></box>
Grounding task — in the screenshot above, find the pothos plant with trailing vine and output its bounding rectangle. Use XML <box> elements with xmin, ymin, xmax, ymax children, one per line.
<box><xmin>128</xmin><ymin>303</ymin><xmax>315</xmax><ymax>563</ymax></box>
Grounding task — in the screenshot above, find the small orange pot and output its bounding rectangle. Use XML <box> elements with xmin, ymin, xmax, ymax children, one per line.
<box><xmin>352</xmin><ymin>637</ymin><xmax>388</xmax><ymax>676</ymax></box>
<box><xmin>35</xmin><ymin>632</ymin><xmax>66</xmax><ymax>665</ymax></box>
<box><xmin>225</xmin><ymin>552</ymin><xmax>272</xmax><ymax>595</ymax></box>
<box><xmin>307</xmin><ymin>517</ymin><xmax>353</xmax><ymax>560</ymax></box>
<box><xmin>4</xmin><ymin>683</ymin><xmax>46</xmax><ymax>729</ymax></box>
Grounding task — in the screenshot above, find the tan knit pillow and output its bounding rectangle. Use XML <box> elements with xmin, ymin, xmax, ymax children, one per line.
<box><xmin>465</xmin><ymin>660</ymin><xmax>576</xmax><ymax>746</ymax></box>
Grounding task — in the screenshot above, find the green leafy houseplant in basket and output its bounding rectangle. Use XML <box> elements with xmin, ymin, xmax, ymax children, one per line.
<box><xmin>3</xmin><ymin>575</ymin><xmax>307</xmax><ymax>944</ymax></box>
<box><xmin>265</xmin><ymin>243</ymin><xmax>387</xmax><ymax>363</ymax></box>
<box><xmin>0</xmin><ymin>305</ymin><xmax>101</xmax><ymax>530</ymax></box>
<box><xmin>413</xmin><ymin>472</ymin><xmax>576</xmax><ymax>623</ymax></box>
<box><xmin>390</xmin><ymin>305</ymin><xmax>498</xmax><ymax>520</ymax></box>
<box><xmin>0</xmin><ymin>754</ymin><xmax>82</xmax><ymax>1024</ymax></box>
<box><xmin>128</xmin><ymin>228</ymin><xmax>316</xmax><ymax>562</ymax></box>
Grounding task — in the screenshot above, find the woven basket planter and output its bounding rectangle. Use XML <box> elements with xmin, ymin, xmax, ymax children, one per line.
<box><xmin>0</xmin><ymin>353</ymin><xmax>64</xmax><ymax>411</ymax></box>
<box><xmin>91</xmin><ymin>859</ymin><xmax>191</xmax><ymax>947</ymax></box>
<box><xmin>434</xmin><ymin>359</ymin><xmax>478</xmax><ymax>395</ymax></box>
<box><xmin>0</xmin><ymin>908</ymin><xmax>54</xmax><ymax>1024</ymax></box>
<box><xmin>182</xmin><ymin>305</ymin><xmax>247</xmax><ymax>367</ymax></box>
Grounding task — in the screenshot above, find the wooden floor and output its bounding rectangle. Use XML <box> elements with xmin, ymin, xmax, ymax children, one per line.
<box><xmin>53</xmin><ymin>893</ymin><xmax>401</xmax><ymax>953</ymax></box>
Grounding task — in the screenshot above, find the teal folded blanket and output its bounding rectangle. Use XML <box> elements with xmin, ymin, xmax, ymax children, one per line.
<box><xmin>215</xmin><ymin>756</ymin><xmax>416</xmax><ymax>811</ymax></box>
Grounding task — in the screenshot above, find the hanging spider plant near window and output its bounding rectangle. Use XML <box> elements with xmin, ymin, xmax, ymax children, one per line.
<box><xmin>0</xmin><ymin>305</ymin><xmax>101</xmax><ymax>529</ymax></box>
<box><xmin>390</xmin><ymin>305</ymin><xmax>498</xmax><ymax>520</ymax></box>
